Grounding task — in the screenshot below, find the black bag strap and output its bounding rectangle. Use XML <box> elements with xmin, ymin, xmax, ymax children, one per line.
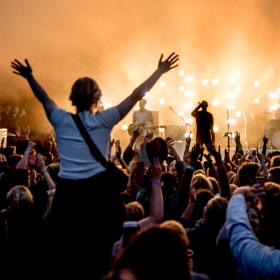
<box><xmin>71</xmin><ymin>113</ymin><xmax>109</xmax><ymax>169</ymax></box>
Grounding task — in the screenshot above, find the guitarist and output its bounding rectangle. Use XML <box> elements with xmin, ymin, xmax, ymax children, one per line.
<box><xmin>131</xmin><ymin>98</ymin><xmax>153</xmax><ymax>138</ymax></box>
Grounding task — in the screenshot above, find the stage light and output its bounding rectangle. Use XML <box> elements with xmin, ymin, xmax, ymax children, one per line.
<box><xmin>184</xmin><ymin>90</ymin><xmax>194</xmax><ymax>97</ymax></box>
<box><xmin>212</xmin><ymin>79</ymin><xmax>219</xmax><ymax>85</ymax></box>
<box><xmin>202</xmin><ymin>79</ymin><xmax>209</xmax><ymax>87</ymax></box>
<box><xmin>178</xmin><ymin>85</ymin><xmax>185</xmax><ymax>92</ymax></box>
<box><xmin>183</xmin><ymin>103</ymin><xmax>194</xmax><ymax>110</ymax></box>
<box><xmin>213</xmin><ymin>125</ymin><xmax>219</xmax><ymax>132</ymax></box>
<box><xmin>212</xmin><ymin>99</ymin><xmax>220</xmax><ymax>107</ymax></box>
<box><xmin>235</xmin><ymin>86</ymin><xmax>241</xmax><ymax>93</ymax></box>
<box><xmin>228</xmin><ymin>118</ymin><xmax>237</xmax><ymax>125</ymax></box>
<box><xmin>159</xmin><ymin>81</ymin><xmax>166</xmax><ymax>87</ymax></box>
<box><xmin>159</xmin><ymin>127</ymin><xmax>165</xmax><ymax>133</ymax></box>
<box><xmin>184</xmin><ymin>76</ymin><xmax>194</xmax><ymax>82</ymax></box>
<box><xmin>269</xmin><ymin>92</ymin><xmax>278</xmax><ymax>99</ymax></box>
<box><xmin>121</xmin><ymin>124</ymin><xmax>128</xmax><ymax>131</ymax></box>
<box><xmin>159</xmin><ymin>98</ymin><xmax>166</xmax><ymax>105</ymax></box>
<box><xmin>227</xmin><ymin>91</ymin><xmax>237</xmax><ymax>98</ymax></box>
<box><xmin>254</xmin><ymin>81</ymin><xmax>260</xmax><ymax>88</ymax></box>
<box><xmin>269</xmin><ymin>104</ymin><xmax>278</xmax><ymax>111</ymax></box>
<box><xmin>179</xmin><ymin>70</ymin><xmax>185</xmax><ymax>76</ymax></box>
<box><xmin>235</xmin><ymin>111</ymin><xmax>242</xmax><ymax>118</ymax></box>
<box><xmin>145</xmin><ymin>103</ymin><xmax>151</xmax><ymax>110</ymax></box>
<box><xmin>145</xmin><ymin>91</ymin><xmax>151</xmax><ymax>98</ymax></box>
<box><xmin>253</xmin><ymin>98</ymin><xmax>260</xmax><ymax>104</ymax></box>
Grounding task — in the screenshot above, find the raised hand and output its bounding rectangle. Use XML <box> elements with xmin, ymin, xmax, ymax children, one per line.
<box><xmin>11</xmin><ymin>59</ymin><xmax>32</xmax><ymax>78</ymax></box>
<box><xmin>234</xmin><ymin>131</ymin><xmax>241</xmax><ymax>144</ymax></box>
<box><xmin>157</xmin><ymin>53</ymin><xmax>179</xmax><ymax>74</ymax></box>
<box><xmin>263</xmin><ymin>135</ymin><xmax>268</xmax><ymax>146</ymax></box>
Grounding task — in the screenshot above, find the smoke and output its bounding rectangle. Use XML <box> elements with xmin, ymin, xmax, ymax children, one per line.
<box><xmin>1</xmin><ymin>0</ymin><xmax>280</xmax><ymax>145</ymax></box>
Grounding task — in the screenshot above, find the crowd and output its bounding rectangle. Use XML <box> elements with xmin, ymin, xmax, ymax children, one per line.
<box><xmin>0</xmin><ymin>54</ymin><xmax>279</xmax><ymax>279</ymax></box>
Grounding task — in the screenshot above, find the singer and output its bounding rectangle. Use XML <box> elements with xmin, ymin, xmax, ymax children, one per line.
<box><xmin>191</xmin><ymin>100</ymin><xmax>215</xmax><ymax>150</ymax></box>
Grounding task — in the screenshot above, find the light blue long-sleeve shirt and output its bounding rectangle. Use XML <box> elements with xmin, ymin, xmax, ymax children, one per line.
<box><xmin>222</xmin><ymin>194</ymin><xmax>280</xmax><ymax>279</ymax></box>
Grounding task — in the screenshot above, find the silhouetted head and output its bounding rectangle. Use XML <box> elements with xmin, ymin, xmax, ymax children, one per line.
<box><xmin>201</xmin><ymin>100</ymin><xmax>208</xmax><ymax>110</ymax></box>
<box><xmin>69</xmin><ymin>77</ymin><xmax>102</xmax><ymax>111</ymax></box>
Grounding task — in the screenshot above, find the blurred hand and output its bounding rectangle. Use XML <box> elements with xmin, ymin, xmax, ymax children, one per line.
<box><xmin>263</xmin><ymin>135</ymin><xmax>268</xmax><ymax>146</ymax></box>
<box><xmin>35</xmin><ymin>153</ymin><xmax>46</xmax><ymax>171</ymax></box>
<box><xmin>11</xmin><ymin>59</ymin><xmax>33</xmax><ymax>78</ymax></box>
<box><xmin>234</xmin><ymin>131</ymin><xmax>241</xmax><ymax>144</ymax></box>
<box><xmin>157</xmin><ymin>53</ymin><xmax>179</xmax><ymax>73</ymax></box>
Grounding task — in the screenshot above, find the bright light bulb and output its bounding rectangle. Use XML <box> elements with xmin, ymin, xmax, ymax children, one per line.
<box><xmin>159</xmin><ymin>127</ymin><xmax>165</xmax><ymax>133</ymax></box>
<box><xmin>159</xmin><ymin>81</ymin><xmax>166</xmax><ymax>87</ymax></box>
<box><xmin>253</xmin><ymin>98</ymin><xmax>260</xmax><ymax>104</ymax></box>
<box><xmin>235</xmin><ymin>111</ymin><xmax>242</xmax><ymax>118</ymax></box>
<box><xmin>183</xmin><ymin>103</ymin><xmax>194</xmax><ymax>110</ymax></box>
<box><xmin>145</xmin><ymin>91</ymin><xmax>151</xmax><ymax>98</ymax></box>
<box><xmin>269</xmin><ymin>92</ymin><xmax>278</xmax><ymax>99</ymax></box>
<box><xmin>212</xmin><ymin>99</ymin><xmax>220</xmax><ymax>107</ymax></box>
<box><xmin>227</xmin><ymin>91</ymin><xmax>237</xmax><ymax>98</ymax></box>
<box><xmin>228</xmin><ymin>118</ymin><xmax>237</xmax><ymax>125</ymax></box>
<box><xmin>179</xmin><ymin>70</ymin><xmax>185</xmax><ymax>76</ymax></box>
<box><xmin>254</xmin><ymin>81</ymin><xmax>260</xmax><ymax>88</ymax></box>
<box><xmin>212</xmin><ymin>79</ymin><xmax>219</xmax><ymax>85</ymax></box>
<box><xmin>185</xmin><ymin>76</ymin><xmax>194</xmax><ymax>82</ymax></box>
<box><xmin>213</xmin><ymin>125</ymin><xmax>219</xmax><ymax>133</ymax></box>
<box><xmin>184</xmin><ymin>90</ymin><xmax>194</xmax><ymax>97</ymax></box>
<box><xmin>178</xmin><ymin>85</ymin><xmax>185</xmax><ymax>92</ymax></box>
<box><xmin>145</xmin><ymin>103</ymin><xmax>151</xmax><ymax>110</ymax></box>
<box><xmin>269</xmin><ymin>104</ymin><xmax>279</xmax><ymax>111</ymax></box>
<box><xmin>202</xmin><ymin>80</ymin><xmax>209</xmax><ymax>87</ymax></box>
<box><xmin>235</xmin><ymin>86</ymin><xmax>242</xmax><ymax>93</ymax></box>
<box><xmin>159</xmin><ymin>98</ymin><xmax>166</xmax><ymax>105</ymax></box>
<box><xmin>121</xmin><ymin>124</ymin><xmax>128</xmax><ymax>131</ymax></box>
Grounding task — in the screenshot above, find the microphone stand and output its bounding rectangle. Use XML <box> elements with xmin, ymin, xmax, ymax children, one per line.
<box><xmin>223</xmin><ymin>109</ymin><xmax>232</xmax><ymax>157</ymax></box>
<box><xmin>169</xmin><ymin>106</ymin><xmax>192</xmax><ymax>128</ymax></box>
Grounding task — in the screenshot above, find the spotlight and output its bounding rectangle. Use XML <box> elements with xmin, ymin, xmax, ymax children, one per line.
<box><xmin>212</xmin><ymin>99</ymin><xmax>220</xmax><ymax>107</ymax></box>
<box><xmin>178</xmin><ymin>85</ymin><xmax>185</xmax><ymax>92</ymax></box>
<box><xmin>202</xmin><ymin>80</ymin><xmax>209</xmax><ymax>87</ymax></box>
<box><xmin>121</xmin><ymin>124</ymin><xmax>128</xmax><ymax>131</ymax></box>
<box><xmin>254</xmin><ymin>81</ymin><xmax>260</xmax><ymax>88</ymax></box>
<box><xmin>184</xmin><ymin>76</ymin><xmax>194</xmax><ymax>82</ymax></box>
<box><xmin>212</xmin><ymin>79</ymin><xmax>219</xmax><ymax>85</ymax></box>
<box><xmin>179</xmin><ymin>70</ymin><xmax>185</xmax><ymax>76</ymax></box>
<box><xmin>213</xmin><ymin>125</ymin><xmax>219</xmax><ymax>133</ymax></box>
<box><xmin>159</xmin><ymin>81</ymin><xmax>166</xmax><ymax>87</ymax></box>
<box><xmin>235</xmin><ymin>111</ymin><xmax>242</xmax><ymax>118</ymax></box>
<box><xmin>159</xmin><ymin>98</ymin><xmax>166</xmax><ymax>105</ymax></box>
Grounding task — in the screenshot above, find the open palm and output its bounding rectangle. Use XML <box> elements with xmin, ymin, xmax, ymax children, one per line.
<box><xmin>11</xmin><ymin>59</ymin><xmax>32</xmax><ymax>78</ymax></box>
